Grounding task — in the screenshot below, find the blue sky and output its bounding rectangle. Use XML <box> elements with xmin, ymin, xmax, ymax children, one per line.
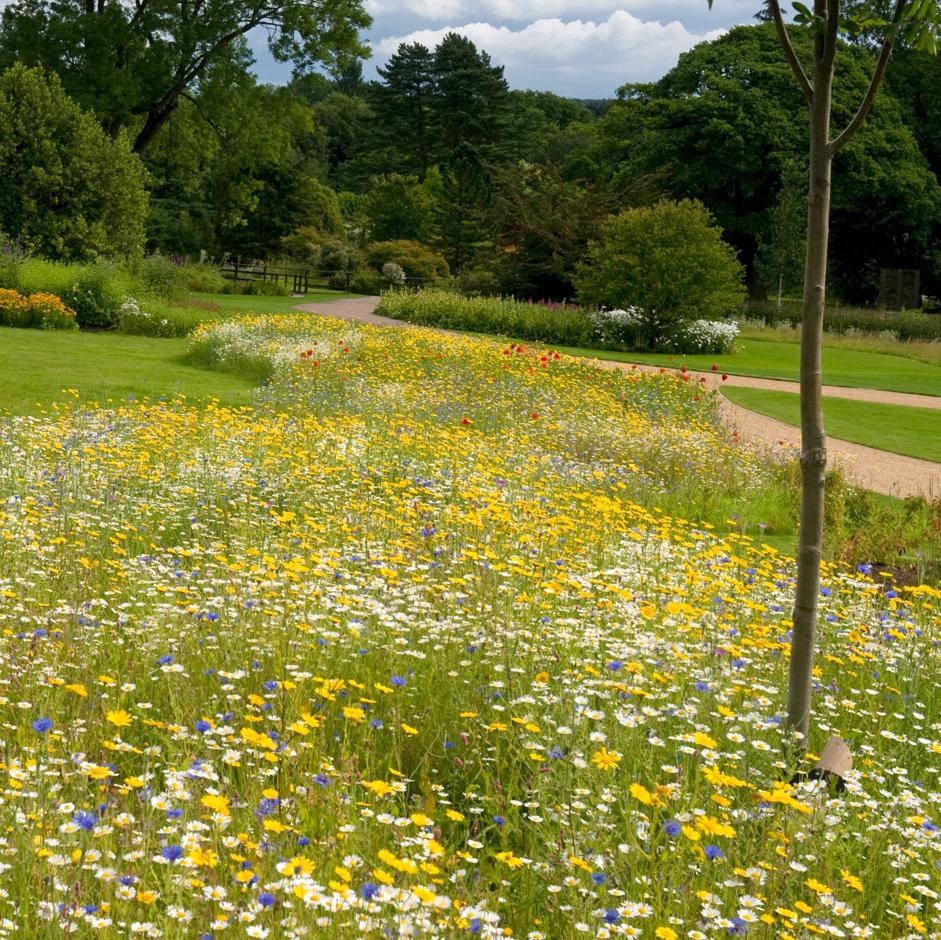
<box><xmin>252</xmin><ymin>0</ymin><xmax>762</xmax><ymax>98</ymax></box>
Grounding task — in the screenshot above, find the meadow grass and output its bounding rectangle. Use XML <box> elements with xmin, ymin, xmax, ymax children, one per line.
<box><xmin>0</xmin><ymin>326</ymin><xmax>257</xmax><ymax>412</ymax></box>
<box><xmin>722</xmin><ymin>386</ymin><xmax>941</xmax><ymax>463</ymax></box>
<box><xmin>0</xmin><ymin>315</ymin><xmax>939</xmax><ymax>937</ymax></box>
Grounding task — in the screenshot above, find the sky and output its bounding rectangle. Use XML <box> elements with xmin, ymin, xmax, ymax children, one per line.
<box><xmin>251</xmin><ymin>0</ymin><xmax>763</xmax><ymax>98</ymax></box>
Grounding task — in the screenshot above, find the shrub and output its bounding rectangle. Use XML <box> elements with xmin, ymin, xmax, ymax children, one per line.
<box><xmin>0</xmin><ymin>65</ymin><xmax>147</xmax><ymax>260</ymax></box>
<box><xmin>134</xmin><ymin>254</ymin><xmax>187</xmax><ymax>298</ymax></box>
<box><xmin>62</xmin><ymin>262</ymin><xmax>125</xmax><ymax>328</ymax></box>
<box><xmin>592</xmin><ymin>308</ymin><xmax>739</xmax><ymax>354</ymax></box>
<box><xmin>365</xmin><ymin>241</ymin><xmax>449</xmax><ymax>282</ymax></box>
<box><xmin>348</xmin><ymin>269</ymin><xmax>384</xmax><ymax>295</ymax></box>
<box><xmin>0</xmin><ymin>288</ymin><xmax>77</xmax><ymax>330</ymax></box>
<box><xmin>180</xmin><ymin>264</ymin><xmax>228</xmax><ymax>294</ymax></box>
<box><xmin>382</xmin><ymin>261</ymin><xmax>406</xmax><ymax>286</ymax></box>
<box><xmin>575</xmin><ymin>199</ymin><xmax>746</xmax><ymax>348</ymax></box>
<box><xmin>28</xmin><ymin>292</ymin><xmax>79</xmax><ymax>330</ymax></box>
<box><xmin>116</xmin><ymin>297</ymin><xmax>182</xmax><ymax>337</ymax></box>
<box><xmin>0</xmin><ymin>234</ymin><xmax>29</xmax><ymax>289</ymax></box>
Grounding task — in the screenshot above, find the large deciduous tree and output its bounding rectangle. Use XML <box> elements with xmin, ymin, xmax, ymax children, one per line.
<box><xmin>0</xmin><ymin>0</ymin><xmax>370</xmax><ymax>152</ymax></box>
<box><xmin>707</xmin><ymin>0</ymin><xmax>939</xmax><ymax>746</ymax></box>
<box><xmin>0</xmin><ymin>64</ymin><xmax>148</xmax><ymax>259</ymax></box>
<box><xmin>598</xmin><ymin>23</ymin><xmax>939</xmax><ymax>301</ymax></box>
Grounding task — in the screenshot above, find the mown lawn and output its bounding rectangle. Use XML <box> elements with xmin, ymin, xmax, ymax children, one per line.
<box><xmin>556</xmin><ymin>337</ymin><xmax>941</xmax><ymax>398</ymax></box>
<box><xmin>722</xmin><ymin>385</ymin><xmax>941</xmax><ymax>463</ymax></box>
<box><xmin>191</xmin><ymin>290</ymin><xmax>360</xmax><ymax>315</ymax></box>
<box><xmin>0</xmin><ymin>327</ymin><xmax>257</xmax><ymax>413</ymax></box>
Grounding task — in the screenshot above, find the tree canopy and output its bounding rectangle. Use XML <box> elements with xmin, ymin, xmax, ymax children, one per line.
<box><xmin>0</xmin><ymin>64</ymin><xmax>147</xmax><ymax>258</ymax></box>
<box><xmin>0</xmin><ymin>0</ymin><xmax>370</xmax><ymax>151</ymax></box>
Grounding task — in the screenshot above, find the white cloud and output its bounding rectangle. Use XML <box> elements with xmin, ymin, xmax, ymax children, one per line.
<box><xmin>371</xmin><ymin>11</ymin><xmax>725</xmax><ymax>95</ymax></box>
<box><xmin>367</xmin><ymin>0</ymin><xmax>753</xmax><ymax>23</ymax></box>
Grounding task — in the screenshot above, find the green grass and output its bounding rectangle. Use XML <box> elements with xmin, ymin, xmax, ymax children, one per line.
<box><xmin>192</xmin><ymin>290</ymin><xmax>359</xmax><ymax>315</ymax></box>
<box><xmin>723</xmin><ymin>385</ymin><xmax>941</xmax><ymax>463</ymax></box>
<box><xmin>0</xmin><ymin>327</ymin><xmax>257</xmax><ymax>413</ymax></box>
<box><xmin>555</xmin><ymin>337</ymin><xmax>941</xmax><ymax>397</ymax></box>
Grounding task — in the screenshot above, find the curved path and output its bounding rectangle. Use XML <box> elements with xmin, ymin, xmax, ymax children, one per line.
<box><xmin>298</xmin><ymin>296</ymin><xmax>941</xmax><ymax>499</ymax></box>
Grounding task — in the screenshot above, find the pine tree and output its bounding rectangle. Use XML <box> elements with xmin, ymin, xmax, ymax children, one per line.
<box><xmin>370</xmin><ymin>42</ymin><xmax>435</xmax><ymax>177</ymax></box>
<box><xmin>429</xmin><ymin>33</ymin><xmax>512</xmax><ymax>165</ymax></box>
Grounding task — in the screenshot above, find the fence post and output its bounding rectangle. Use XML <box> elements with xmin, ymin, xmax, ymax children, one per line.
<box><xmin>233</xmin><ymin>257</ymin><xmax>240</xmax><ymax>284</ymax></box>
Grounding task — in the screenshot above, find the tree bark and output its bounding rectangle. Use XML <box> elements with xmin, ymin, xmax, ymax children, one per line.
<box><xmin>786</xmin><ymin>2</ymin><xmax>835</xmax><ymax>746</ymax></box>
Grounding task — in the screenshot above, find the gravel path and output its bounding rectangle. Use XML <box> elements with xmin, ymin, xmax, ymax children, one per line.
<box><xmin>299</xmin><ymin>296</ymin><xmax>941</xmax><ymax>499</ymax></box>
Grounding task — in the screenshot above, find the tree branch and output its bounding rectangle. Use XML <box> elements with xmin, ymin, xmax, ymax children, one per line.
<box><xmin>769</xmin><ymin>0</ymin><xmax>814</xmax><ymax>104</ymax></box>
<box><xmin>829</xmin><ymin>0</ymin><xmax>909</xmax><ymax>155</ymax></box>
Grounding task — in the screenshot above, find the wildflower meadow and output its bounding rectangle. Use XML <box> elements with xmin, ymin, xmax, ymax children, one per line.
<box><xmin>0</xmin><ymin>314</ymin><xmax>939</xmax><ymax>939</ymax></box>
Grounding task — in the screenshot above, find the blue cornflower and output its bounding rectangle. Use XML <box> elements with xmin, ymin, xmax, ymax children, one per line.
<box><xmin>663</xmin><ymin>819</ymin><xmax>681</xmax><ymax>837</ymax></box>
<box><xmin>704</xmin><ymin>845</ymin><xmax>724</xmax><ymax>860</ymax></box>
<box><xmin>73</xmin><ymin>810</ymin><xmax>97</xmax><ymax>831</ymax></box>
<box><xmin>360</xmin><ymin>881</ymin><xmax>380</xmax><ymax>900</ymax></box>
<box><xmin>603</xmin><ymin>909</ymin><xmax>620</xmax><ymax>925</ymax></box>
<box><xmin>695</xmin><ymin>681</ymin><xmax>710</xmax><ymax>693</ymax></box>
<box><xmin>390</xmin><ymin>675</ymin><xmax>407</xmax><ymax>687</ymax></box>
<box><xmin>313</xmin><ymin>774</ymin><xmax>331</xmax><ymax>787</ymax></box>
<box><xmin>591</xmin><ymin>872</ymin><xmax>606</xmax><ymax>885</ymax></box>
<box><xmin>548</xmin><ymin>745</ymin><xmax>564</xmax><ymax>759</ymax></box>
<box><xmin>492</xmin><ymin>815</ymin><xmax>506</xmax><ymax>827</ymax></box>
<box><xmin>162</xmin><ymin>844</ymin><xmax>183</xmax><ymax>861</ymax></box>
<box><xmin>607</xmin><ymin>659</ymin><xmax>623</xmax><ymax>671</ymax></box>
<box><xmin>32</xmin><ymin>717</ymin><xmax>53</xmax><ymax>733</ymax></box>
<box><xmin>370</xmin><ymin>718</ymin><xmax>383</xmax><ymax>729</ymax></box>
<box><xmin>469</xmin><ymin>919</ymin><xmax>482</xmax><ymax>934</ymax></box>
<box><xmin>258</xmin><ymin>892</ymin><xmax>276</xmax><ymax>908</ymax></box>
<box><xmin>195</xmin><ymin>719</ymin><xmax>211</xmax><ymax>733</ymax></box>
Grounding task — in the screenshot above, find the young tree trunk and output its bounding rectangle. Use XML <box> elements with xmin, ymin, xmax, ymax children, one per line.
<box><xmin>786</xmin><ymin>34</ymin><xmax>834</xmax><ymax>745</ymax></box>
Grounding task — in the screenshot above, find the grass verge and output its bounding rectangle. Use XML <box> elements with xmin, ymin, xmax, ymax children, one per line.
<box><xmin>0</xmin><ymin>326</ymin><xmax>257</xmax><ymax>413</ymax></box>
<box><xmin>556</xmin><ymin>337</ymin><xmax>941</xmax><ymax>397</ymax></box>
<box><xmin>722</xmin><ymin>386</ymin><xmax>941</xmax><ymax>463</ymax></box>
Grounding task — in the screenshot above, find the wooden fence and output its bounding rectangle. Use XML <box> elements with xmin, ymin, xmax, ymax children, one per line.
<box><xmin>220</xmin><ymin>259</ymin><xmax>315</xmax><ymax>294</ymax></box>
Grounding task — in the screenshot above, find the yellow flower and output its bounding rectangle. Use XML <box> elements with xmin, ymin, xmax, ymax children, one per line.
<box><xmin>86</xmin><ymin>765</ymin><xmax>113</xmax><ymax>780</ymax></box>
<box><xmin>363</xmin><ymin>779</ymin><xmax>395</xmax><ymax>797</ymax></box>
<box><xmin>187</xmin><ymin>847</ymin><xmax>218</xmax><ymax>868</ymax></box>
<box><xmin>201</xmin><ymin>794</ymin><xmax>231</xmax><ymax>817</ymax></box>
<box><xmin>692</xmin><ymin>731</ymin><xmax>718</xmax><ymax>749</ymax></box>
<box><xmin>592</xmin><ymin>746</ymin><xmax>622</xmax><ymax>771</ymax></box>
<box><xmin>106</xmin><ymin>709</ymin><xmax>133</xmax><ymax>728</ymax></box>
<box><xmin>629</xmin><ymin>782</ymin><xmax>659</xmax><ymax>805</ymax></box>
<box><xmin>805</xmin><ymin>878</ymin><xmax>832</xmax><ymax>896</ymax></box>
<box><xmin>401</xmin><ymin>723</ymin><xmax>419</xmax><ymax>735</ymax></box>
<box><xmin>840</xmin><ymin>869</ymin><xmax>863</xmax><ymax>893</ymax></box>
<box><xmin>656</xmin><ymin>929</ymin><xmax>678</xmax><ymax>940</ymax></box>
<box><xmin>495</xmin><ymin>851</ymin><xmax>525</xmax><ymax>869</ymax></box>
<box><xmin>697</xmin><ymin>815</ymin><xmax>735</xmax><ymax>838</ymax></box>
